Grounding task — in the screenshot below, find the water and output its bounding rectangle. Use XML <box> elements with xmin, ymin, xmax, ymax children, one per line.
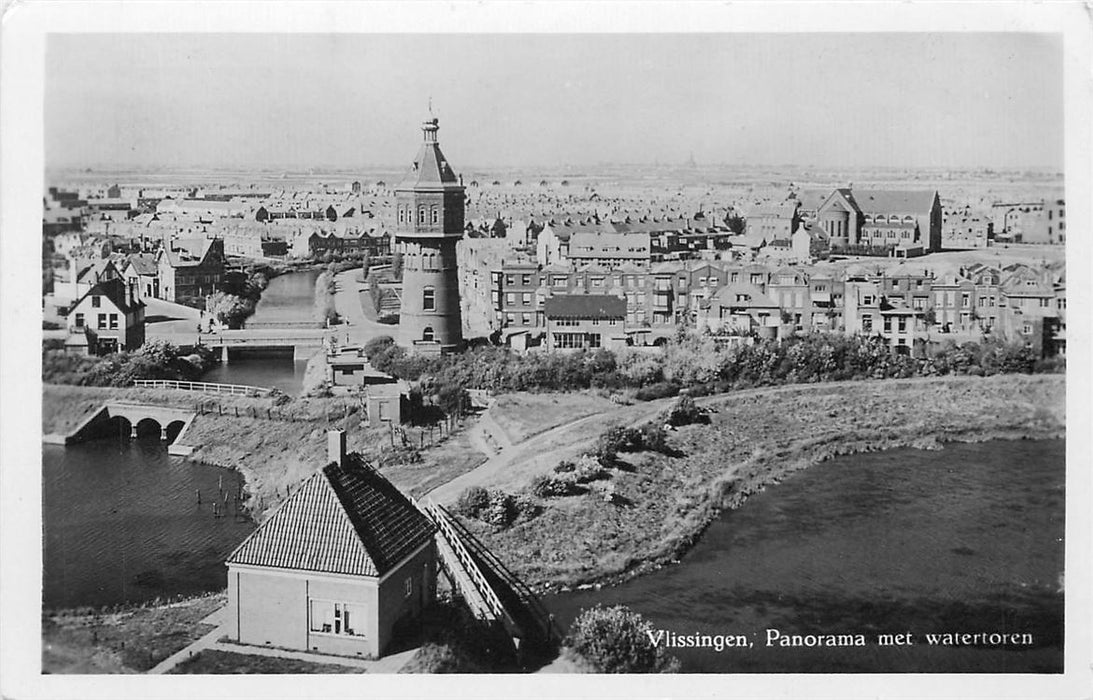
<box><xmin>543</xmin><ymin>440</ymin><xmax>1065</xmax><ymax>673</ymax></box>
<box><xmin>200</xmin><ymin>269</ymin><xmax>321</xmax><ymax>395</ymax></box>
<box><xmin>42</xmin><ymin>440</ymin><xmax>256</xmax><ymax>610</ymax></box>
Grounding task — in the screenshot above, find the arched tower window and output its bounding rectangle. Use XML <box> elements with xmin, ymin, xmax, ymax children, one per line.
<box><xmin>398</xmin><ymin>208</ymin><xmax>405</xmax><ymax>224</ymax></box>
<box><xmin>431</xmin><ymin>207</ymin><xmax>439</xmax><ymax>224</ymax></box>
<box><xmin>423</xmin><ymin>287</ymin><xmax>435</xmax><ymax>311</ymax></box>
<box><xmin>419</xmin><ymin>207</ymin><xmax>426</xmax><ymax>224</ymax></box>
<box><xmin>422</xmin><ymin>327</ymin><xmax>434</xmax><ymax>342</ymax></box>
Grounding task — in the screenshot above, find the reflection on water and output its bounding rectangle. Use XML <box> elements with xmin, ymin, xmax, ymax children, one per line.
<box><xmin>42</xmin><ymin>440</ymin><xmax>255</xmax><ymax>610</ymax></box>
<box><xmin>543</xmin><ymin>440</ymin><xmax>1064</xmax><ymax>673</ymax></box>
<box><xmin>201</xmin><ymin>270</ymin><xmax>321</xmax><ymax>395</ymax></box>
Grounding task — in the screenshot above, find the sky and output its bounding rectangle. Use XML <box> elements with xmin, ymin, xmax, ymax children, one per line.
<box><xmin>45</xmin><ymin>33</ymin><xmax>1063</xmax><ymax>171</ymax></box>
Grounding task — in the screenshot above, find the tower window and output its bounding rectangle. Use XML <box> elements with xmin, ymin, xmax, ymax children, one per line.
<box><xmin>419</xmin><ymin>207</ymin><xmax>426</xmax><ymax>224</ymax></box>
<box><xmin>431</xmin><ymin>208</ymin><xmax>439</xmax><ymax>225</ymax></box>
<box><xmin>422</xmin><ymin>327</ymin><xmax>434</xmax><ymax>342</ymax></box>
<box><xmin>398</xmin><ymin>208</ymin><xmax>406</xmax><ymax>224</ymax></box>
<box><xmin>423</xmin><ymin>287</ymin><xmax>435</xmax><ymax>311</ymax></box>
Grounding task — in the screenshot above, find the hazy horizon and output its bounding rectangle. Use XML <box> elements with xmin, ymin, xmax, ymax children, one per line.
<box><xmin>46</xmin><ymin>33</ymin><xmax>1064</xmax><ymax>172</ymax></box>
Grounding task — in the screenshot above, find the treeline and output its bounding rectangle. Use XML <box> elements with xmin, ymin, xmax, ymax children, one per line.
<box><xmin>314</xmin><ymin>264</ymin><xmax>340</xmax><ymax>326</ymax></box>
<box><xmin>363</xmin><ymin>332</ymin><xmax>1062</xmax><ymax>398</ymax></box>
<box><xmin>42</xmin><ymin>339</ymin><xmax>216</xmax><ymax>387</ymax></box>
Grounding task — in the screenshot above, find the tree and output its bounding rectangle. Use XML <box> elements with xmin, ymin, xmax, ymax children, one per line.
<box><xmin>724</xmin><ymin>212</ymin><xmax>746</xmax><ymax>235</ymax></box>
<box><xmin>391</xmin><ymin>251</ymin><xmax>404</xmax><ymax>280</ymax></box>
<box><xmin>564</xmin><ymin>605</ymin><xmax>680</xmax><ymax>673</ymax></box>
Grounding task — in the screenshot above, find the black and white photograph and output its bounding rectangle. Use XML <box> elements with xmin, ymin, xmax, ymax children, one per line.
<box><xmin>1</xmin><ymin>2</ymin><xmax>1090</xmax><ymax>699</ymax></box>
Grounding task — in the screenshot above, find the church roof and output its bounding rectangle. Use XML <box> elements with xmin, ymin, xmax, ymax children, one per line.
<box><xmin>227</xmin><ymin>456</ymin><xmax>435</xmax><ymax>578</ymax></box>
<box><xmin>397</xmin><ymin>117</ymin><xmax>462</xmax><ymax>190</ymax></box>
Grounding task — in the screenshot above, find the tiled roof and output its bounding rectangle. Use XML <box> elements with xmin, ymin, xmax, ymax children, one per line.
<box><xmin>227</xmin><ymin>455</ymin><xmax>435</xmax><ymax>577</ymax></box>
<box><xmin>544</xmin><ymin>293</ymin><xmax>626</xmax><ymax>320</ymax></box>
<box><xmin>847</xmin><ymin>189</ymin><xmax>937</xmax><ymax>216</ymax></box>
<box><xmin>398</xmin><ymin>118</ymin><xmax>461</xmax><ymax>190</ymax></box>
<box><xmin>125</xmin><ymin>253</ymin><xmax>158</xmax><ymax>276</ymax></box>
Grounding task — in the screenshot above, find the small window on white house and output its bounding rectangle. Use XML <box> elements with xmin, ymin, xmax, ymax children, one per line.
<box><xmin>309</xmin><ymin>600</ymin><xmax>366</xmax><ymax>637</ymax></box>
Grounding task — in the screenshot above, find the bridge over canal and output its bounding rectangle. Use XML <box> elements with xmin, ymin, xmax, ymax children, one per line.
<box><xmin>44</xmin><ymin>402</ymin><xmax>199</xmax><ymax>456</ymax></box>
<box><xmin>197</xmin><ymin>327</ymin><xmax>331</xmax><ymax>362</ymax></box>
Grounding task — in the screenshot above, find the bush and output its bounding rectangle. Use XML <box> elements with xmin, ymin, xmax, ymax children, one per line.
<box><xmin>553</xmin><ymin>460</ymin><xmax>577</xmax><ymax>474</ymax></box>
<box><xmin>572</xmin><ymin>455</ymin><xmax>612</xmax><ymax>484</ymax></box>
<box><xmin>531</xmin><ymin>474</ymin><xmax>581</xmax><ymax>498</ymax></box>
<box><xmin>564</xmin><ymin>605</ymin><xmax>680</xmax><ymax>673</ymax></box>
<box><xmin>634</xmin><ymin>382</ymin><xmax>681</xmax><ymax>402</ymax></box>
<box><xmin>454</xmin><ymin>486</ymin><xmax>490</xmax><ymax>519</ymax></box>
<box><xmin>483</xmin><ymin>490</ymin><xmax>517</xmax><ymax>528</ymax></box>
<box><xmin>661</xmin><ymin>395</ymin><xmax>707</xmax><ymax>427</ymax></box>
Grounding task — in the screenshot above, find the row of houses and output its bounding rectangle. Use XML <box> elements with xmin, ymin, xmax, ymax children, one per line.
<box><xmin>485</xmin><ymin>258</ymin><xmax>1065</xmax><ymax>358</ymax></box>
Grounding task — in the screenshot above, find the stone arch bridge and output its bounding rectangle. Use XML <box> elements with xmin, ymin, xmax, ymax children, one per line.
<box><xmin>55</xmin><ymin>403</ymin><xmax>198</xmax><ymax>453</ymax></box>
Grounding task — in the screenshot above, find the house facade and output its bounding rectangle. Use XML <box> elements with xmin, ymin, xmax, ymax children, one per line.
<box><xmin>157</xmin><ymin>237</ymin><xmax>225</xmax><ymax>306</ymax></box>
<box><xmin>226</xmin><ymin>432</ymin><xmax>436</xmax><ymax>659</ymax></box>
<box><xmin>66</xmin><ymin>277</ymin><xmax>146</xmax><ymax>354</ymax></box>
<box><xmin>817</xmin><ymin>188</ymin><xmax>942</xmax><ymax>254</ymax></box>
<box><xmin>543</xmin><ymin>294</ymin><xmax>626</xmax><ymax>351</ymax></box>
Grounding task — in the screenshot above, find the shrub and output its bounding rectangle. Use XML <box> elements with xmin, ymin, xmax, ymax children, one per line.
<box><xmin>531</xmin><ymin>475</ymin><xmax>579</xmax><ymax>498</ymax></box>
<box><xmin>634</xmin><ymin>382</ymin><xmax>681</xmax><ymax>402</ymax></box>
<box><xmin>572</xmin><ymin>455</ymin><xmax>611</xmax><ymax>484</ymax></box>
<box><xmin>564</xmin><ymin>605</ymin><xmax>680</xmax><ymax>673</ymax></box>
<box><xmin>454</xmin><ymin>486</ymin><xmax>490</xmax><ymax>519</ymax></box>
<box><xmin>554</xmin><ymin>460</ymin><xmax>577</xmax><ymax>474</ymax></box>
<box><xmin>483</xmin><ymin>490</ymin><xmax>517</xmax><ymax>528</ymax></box>
<box><xmin>661</xmin><ymin>395</ymin><xmax>707</xmax><ymax>427</ymax></box>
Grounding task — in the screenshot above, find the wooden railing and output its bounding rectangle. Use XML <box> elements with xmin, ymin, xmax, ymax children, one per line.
<box><xmin>422</xmin><ymin>500</ymin><xmax>514</xmax><ymax>630</ymax></box>
<box><xmin>133</xmin><ymin>379</ymin><xmax>272</xmax><ymax>397</ymax></box>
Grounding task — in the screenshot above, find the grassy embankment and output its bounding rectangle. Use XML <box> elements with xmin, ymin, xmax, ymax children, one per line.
<box><xmin>42</xmin><ymin>593</ymin><xmax>224</xmax><ymax>674</ymax></box>
<box><xmin>460</xmin><ymin>374</ymin><xmax>1065</xmax><ymax>593</ymax></box>
<box><xmin>42</xmin><ymin>384</ymin><xmax>489</xmax><ymax>520</ymax></box>
<box><xmin>169</xmin><ymin>650</ymin><xmax>367</xmax><ymax>674</ymax></box>
<box><xmin>489</xmin><ymin>392</ymin><xmax>618</xmax><ymax>444</ymax></box>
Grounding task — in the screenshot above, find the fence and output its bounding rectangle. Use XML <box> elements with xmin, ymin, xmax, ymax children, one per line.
<box><xmin>134</xmin><ymin>379</ymin><xmax>272</xmax><ymax>397</ymax></box>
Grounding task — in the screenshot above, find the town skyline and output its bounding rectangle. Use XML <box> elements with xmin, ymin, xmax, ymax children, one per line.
<box><xmin>46</xmin><ymin>33</ymin><xmax>1063</xmax><ymax>172</ymax></box>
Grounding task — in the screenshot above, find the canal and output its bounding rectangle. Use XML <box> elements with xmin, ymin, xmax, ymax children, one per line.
<box><xmin>542</xmin><ymin>439</ymin><xmax>1064</xmax><ymax>673</ymax></box>
<box><xmin>200</xmin><ymin>269</ymin><xmax>321</xmax><ymax>395</ymax></box>
<box><xmin>42</xmin><ymin>439</ymin><xmax>255</xmax><ymax>610</ymax></box>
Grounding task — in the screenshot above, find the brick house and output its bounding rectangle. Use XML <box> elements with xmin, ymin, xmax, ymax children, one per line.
<box><xmin>225</xmin><ymin>432</ymin><xmax>437</xmax><ymax>659</ymax></box>
<box><xmin>66</xmin><ymin>277</ymin><xmax>146</xmax><ymax>354</ymax></box>
<box><xmin>157</xmin><ymin>237</ymin><xmax>225</xmax><ymax>306</ymax></box>
<box><xmin>543</xmin><ymin>294</ymin><xmax>626</xmax><ymax>351</ymax></box>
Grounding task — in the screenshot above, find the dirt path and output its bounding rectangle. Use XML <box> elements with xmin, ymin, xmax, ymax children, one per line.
<box><xmin>424</xmin><ymin>395</ymin><xmax>679</xmax><ymax>504</ymax></box>
<box><xmin>332</xmin><ymin>269</ymin><xmax>395</xmax><ymax>347</ymax></box>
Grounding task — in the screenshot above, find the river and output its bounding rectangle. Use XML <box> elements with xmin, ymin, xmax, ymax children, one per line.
<box><xmin>43</xmin><ymin>439</ymin><xmax>255</xmax><ymax>610</ymax></box>
<box><xmin>542</xmin><ymin>439</ymin><xmax>1064</xmax><ymax>673</ymax></box>
<box><xmin>200</xmin><ymin>269</ymin><xmax>321</xmax><ymax>395</ymax></box>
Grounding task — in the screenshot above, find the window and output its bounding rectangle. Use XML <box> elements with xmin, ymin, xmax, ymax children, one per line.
<box><xmin>109</xmin><ymin>313</ymin><xmax>118</xmax><ymax>330</ymax></box>
<box><xmin>309</xmin><ymin>600</ymin><xmax>366</xmax><ymax>637</ymax></box>
<box><xmin>97</xmin><ymin>313</ymin><xmax>107</xmax><ymax>329</ymax></box>
<box><xmin>422</xmin><ymin>326</ymin><xmax>435</xmax><ymax>342</ymax></box>
<box><xmin>592</xmin><ymin>277</ymin><xmax>604</xmax><ymax>288</ymax></box>
<box><xmin>405</xmin><ymin>576</ymin><xmax>414</xmax><ymax>599</ymax></box>
<box><xmin>521</xmin><ymin>293</ymin><xmax>531</xmax><ymax>305</ymax></box>
<box><xmin>1022</xmin><ymin>323</ymin><xmax>1033</xmax><ymax>335</ymax></box>
<box><xmin>398</xmin><ymin>209</ymin><xmax>405</xmax><ymax>224</ymax></box>
<box><xmin>418</xmin><ymin>207</ymin><xmax>426</xmax><ymax>223</ymax></box>
<box><xmin>522</xmin><ymin>313</ymin><xmax>530</xmax><ymax>326</ymax></box>
<box><xmin>423</xmin><ymin>287</ymin><xmax>435</xmax><ymax>311</ymax></box>
<box><xmin>588</xmin><ymin>333</ymin><xmax>602</xmax><ymax>348</ymax></box>
<box><xmin>92</xmin><ymin>296</ymin><xmax>101</xmax><ymax>308</ymax></box>
<box><xmin>505</xmin><ymin>293</ymin><xmax>515</xmax><ymax>305</ymax></box>
<box><xmin>74</xmin><ymin>313</ymin><xmax>84</xmax><ymax>328</ymax></box>
<box><xmin>553</xmin><ymin>332</ymin><xmax>585</xmax><ymax>349</ymax></box>
<box><xmin>506</xmin><ymin>275</ymin><xmax>515</xmax><ymax>286</ymax></box>
<box><xmin>553</xmin><ymin>276</ymin><xmax>566</xmax><ymax>288</ymax></box>
<box><xmin>522</xmin><ymin>274</ymin><xmax>531</xmax><ymax>286</ymax></box>
<box><xmin>862</xmin><ymin>315</ymin><xmax>873</xmax><ymax>333</ymax></box>
<box><xmin>431</xmin><ymin>208</ymin><xmax>439</xmax><ymax>224</ymax></box>
<box><xmin>961</xmin><ymin>293</ymin><xmax>970</xmax><ymax>308</ymax></box>
<box><xmin>898</xmin><ymin>317</ymin><xmax>907</xmax><ymax>332</ymax></box>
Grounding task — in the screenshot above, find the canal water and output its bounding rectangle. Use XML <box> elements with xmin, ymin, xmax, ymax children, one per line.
<box><xmin>542</xmin><ymin>439</ymin><xmax>1065</xmax><ymax>674</ymax></box>
<box><xmin>200</xmin><ymin>269</ymin><xmax>321</xmax><ymax>395</ymax></box>
<box><xmin>42</xmin><ymin>440</ymin><xmax>255</xmax><ymax>610</ymax></box>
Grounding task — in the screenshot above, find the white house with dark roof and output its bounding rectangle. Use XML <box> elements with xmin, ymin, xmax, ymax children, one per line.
<box><xmin>66</xmin><ymin>277</ymin><xmax>146</xmax><ymax>354</ymax></box>
<box><xmin>225</xmin><ymin>431</ymin><xmax>437</xmax><ymax>659</ymax></box>
<box><xmin>816</xmin><ymin>188</ymin><xmax>942</xmax><ymax>254</ymax></box>
<box><xmin>543</xmin><ymin>293</ymin><xmax>627</xmax><ymax>351</ymax></box>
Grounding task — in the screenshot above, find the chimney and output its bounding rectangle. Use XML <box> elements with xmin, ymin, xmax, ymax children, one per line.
<box><xmin>327</xmin><ymin>429</ymin><xmax>346</xmax><ymax>467</ymax></box>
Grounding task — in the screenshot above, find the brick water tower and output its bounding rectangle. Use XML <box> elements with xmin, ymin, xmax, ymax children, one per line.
<box><xmin>395</xmin><ymin>116</ymin><xmax>465</xmax><ymax>352</ymax></box>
